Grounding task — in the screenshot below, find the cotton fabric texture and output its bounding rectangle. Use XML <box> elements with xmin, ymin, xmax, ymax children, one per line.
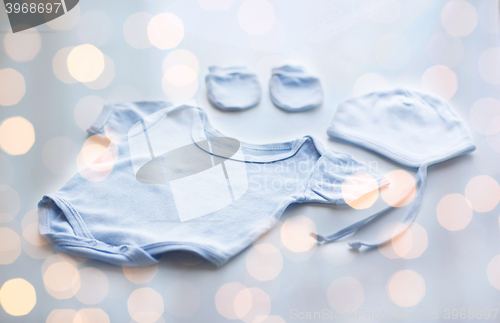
<box><xmin>38</xmin><ymin>101</ymin><xmax>383</xmax><ymax>267</ymax></box>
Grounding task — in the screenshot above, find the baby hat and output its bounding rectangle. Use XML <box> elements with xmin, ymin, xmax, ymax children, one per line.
<box><xmin>206</xmin><ymin>66</ymin><xmax>261</xmax><ymax>111</ymax></box>
<box><xmin>314</xmin><ymin>88</ymin><xmax>475</xmax><ymax>249</ymax></box>
<box><xmin>270</xmin><ymin>65</ymin><xmax>323</xmax><ymax>112</ymax></box>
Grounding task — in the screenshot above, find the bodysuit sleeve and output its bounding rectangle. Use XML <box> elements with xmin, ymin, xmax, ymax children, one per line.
<box><xmin>302</xmin><ymin>149</ymin><xmax>388</xmax><ymax>205</ymax></box>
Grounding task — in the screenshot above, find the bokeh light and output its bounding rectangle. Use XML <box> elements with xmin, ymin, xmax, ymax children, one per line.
<box><xmin>342</xmin><ymin>172</ymin><xmax>379</xmax><ymax>209</ymax></box>
<box><xmin>0</xmin><ymin>227</ymin><xmax>22</xmax><ymax>264</ymax></box>
<box><xmin>21</xmin><ymin>209</ymin><xmax>54</xmax><ymax>259</ymax></box>
<box><xmin>487</xmin><ymin>254</ymin><xmax>500</xmax><ymax>290</ymax></box>
<box><xmin>76</xmin><ymin>10</ymin><xmax>113</xmax><ymax>47</ymax></box>
<box><xmin>123</xmin><ymin>264</ymin><xmax>158</xmax><ymax>284</ymax></box>
<box><xmin>43</xmin><ymin>259</ymin><xmax>81</xmax><ymax>299</ymax></box>
<box><xmin>74</xmin><ymin>95</ymin><xmax>106</xmax><ymax>131</ymax></box>
<box><xmin>374</xmin><ymin>33</ymin><xmax>411</xmax><ymax>70</ymax></box>
<box><xmin>4</xmin><ymin>28</ymin><xmax>41</xmax><ymax>62</ymax></box>
<box><xmin>0</xmin><ymin>278</ymin><xmax>36</xmax><ymax>316</ymax></box>
<box><xmin>0</xmin><ymin>68</ymin><xmax>26</xmax><ymax>106</ymax></box>
<box><xmin>246</xmin><ymin>243</ymin><xmax>283</xmax><ymax>281</ymax></box>
<box><xmin>0</xmin><ymin>117</ymin><xmax>35</xmax><ymax>155</ymax></box>
<box><xmin>464</xmin><ymin>175</ymin><xmax>500</xmax><ymax>212</ymax></box>
<box><xmin>470</xmin><ymin>98</ymin><xmax>500</xmax><ymax>136</ymax></box>
<box><xmin>73</xmin><ymin>308</ymin><xmax>110</xmax><ymax>323</ymax></box>
<box><xmin>162</xmin><ymin>49</ymin><xmax>199</xmax><ymax>75</ymax></box>
<box><xmin>83</xmin><ymin>54</ymin><xmax>115</xmax><ymax>90</ymax></box>
<box><xmin>363</xmin><ymin>0</ymin><xmax>401</xmax><ymax>23</ymax></box>
<box><xmin>391</xmin><ymin>222</ymin><xmax>428</xmax><ymax>259</ymax></box>
<box><xmin>280</xmin><ymin>215</ymin><xmax>316</xmax><ymax>252</ymax></box>
<box><xmin>46</xmin><ymin>3</ymin><xmax>80</xmax><ymax>30</ymax></box>
<box><xmin>127</xmin><ymin>287</ymin><xmax>164</xmax><ymax>323</ymax></box>
<box><xmin>478</xmin><ymin>47</ymin><xmax>500</xmax><ymax>85</ymax></box>
<box><xmin>47</xmin><ymin>309</ymin><xmax>77</xmax><ymax>323</ymax></box>
<box><xmin>353</xmin><ymin>73</ymin><xmax>390</xmax><ymax>96</ymax></box>
<box><xmin>441</xmin><ymin>0</ymin><xmax>477</xmax><ymax>36</ymax></box>
<box><xmin>67</xmin><ymin>44</ymin><xmax>105</xmax><ymax>83</ymax></box>
<box><xmin>163</xmin><ymin>281</ymin><xmax>200</xmax><ymax>318</ymax></box>
<box><xmin>235</xmin><ymin>287</ymin><xmax>271</xmax><ymax>323</ymax></box>
<box><xmin>436</xmin><ymin>193</ymin><xmax>473</xmax><ymax>231</ymax></box>
<box><xmin>147</xmin><ymin>13</ymin><xmax>184</xmax><ymax>50</ymax></box>
<box><xmin>478</xmin><ymin>0</ymin><xmax>500</xmax><ymax>33</ymax></box>
<box><xmin>327</xmin><ymin>276</ymin><xmax>364</xmax><ymax>312</ymax></box>
<box><xmin>42</xmin><ymin>137</ymin><xmax>78</xmax><ymax>175</ymax></box>
<box><xmin>75</xmin><ymin>267</ymin><xmax>109</xmax><ymax>304</ymax></box>
<box><xmin>380</xmin><ymin>170</ymin><xmax>416</xmax><ymax>207</ymax></box>
<box><xmin>0</xmin><ymin>185</ymin><xmax>20</xmax><ymax>218</ymax></box>
<box><xmin>162</xmin><ymin>65</ymin><xmax>199</xmax><ymax>101</ymax></box>
<box><xmin>427</xmin><ymin>32</ymin><xmax>463</xmax><ymax>67</ymax></box>
<box><xmin>421</xmin><ymin>65</ymin><xmax>458</xmax><ymax>100</ymax></box>
<box><xmin>123</xmin><ymin>12</ymin><xmax>152</xmax><ymax>49</ymax></box>
<box><xmin>53</xmin><ymin>47</ymin><xmax>78</xmax><ymax>84</ymax></box>
<box><xmin>387</xmin><ymin>270</ymin><xmax>425</xmax><ymax>307</ymax></box>
<box><xmin>237</xmin><ymin>0</ymin><xmax>275</xmax><ymax>35</ymax></box>
<box><xmin>215</xmin><ymin>282</ymin><xmax>247</xmax><ymax>320</ymax></box>
<box><xmin>76</xmin><ymin>134</ymin><xmax>118</xmax><ymax>182</ymax></box>
<box><xmin>198</xmin><ymin>0</ymin><xmax>234</xmax><ymax>10</ymax></box>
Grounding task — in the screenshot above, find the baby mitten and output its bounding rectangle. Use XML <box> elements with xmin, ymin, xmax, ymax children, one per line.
<box><xmin>206</xmin><ymin>66</ymin><xmax>261</xmax><ymax>111</ymax></box>
<box><xmin>269</xmin><ymin>65</ymin><xmax>323</xmax><ymax>112</ymax></box>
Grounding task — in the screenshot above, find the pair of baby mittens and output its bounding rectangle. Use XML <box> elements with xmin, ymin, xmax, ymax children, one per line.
<box><xmin>206</xmin><ymin>65</ymin><xmax>323</xmax><ymax>112</ymax></box>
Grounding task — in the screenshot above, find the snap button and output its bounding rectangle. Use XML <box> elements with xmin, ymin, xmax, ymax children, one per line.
<box><xmin>119</xmin><ymin>246</ymin><xmax>128</xmax><ymax>252</ymax></box>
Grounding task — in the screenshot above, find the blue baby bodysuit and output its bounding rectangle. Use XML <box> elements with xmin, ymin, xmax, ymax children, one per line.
<box><xmin>38</xmin><ymin>101</ymin><xmax>384</xmax><ymax>267</ymax></box>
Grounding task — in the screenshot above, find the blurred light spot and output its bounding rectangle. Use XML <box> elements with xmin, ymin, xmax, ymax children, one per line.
<box><xmin>248</xmin><ymin>22</ymin><xmax>286</xmax><ymax>53</ymax></box>
<box><xmin>47</xmin><ymin>3</ymin><xmax>80</xmax><ymax>30</ymax></box>
<box><xmin>42</xmin><ymin>137</ymin><xmax>78</xmax><ymax>175</ymax></box>
<box><xmin>127</xmin><ymin>287</ymin><xmax>164</xmax><ymax>323</ymax></box>
<box><xmin>75</xmin><ymin>267</ymin><xmax>108</xmax><ymax>304</ymax></box>
<box><xmin>47</xmin><ymin>309</ymin><xmax>77</xmax><ymax>323</ymax></box>
<box><xmin>237</xmin><ymin>0</ymin><xmax>275</xmax><ymax>35</ymax></box>
<box><xmin>488</xmin><ymin>254</ymin><xmax>500</xmax><ymax>290</ymax></box>
<box><xmin>465</xmin><ymin>175</ymin><xmax>500</xmax><ymax>212</ymax></box>
<box><xmin>4</xmin><ymin>28</ymin><xmax>41</xmax><ymax>62</ymax></box>
<box><xmin>123</xmin><ymin>264</ymin><xmax>158</xmax><ymax>284</ymax></box>
<box><xmin>0</xmin><ymin>214</ymin><xmax>14</xmax><ymax>223</ymax></box>
<box><xmin>53</xmin><ymin>47</ymin><xmax>77</xmax><ymax>84</ymax></box>
<box><xmin>107</xmin><ymin>85</ymin><xmax>142</xmax><ymax>102</ymax></box>
<box><xmin>363</xmin><ymin>0</ymin><xmax>401</xmax><ymax>23</ymax></box>
<box><xmin>374</xmin><ymin>33</ymin><xmax>411</xmax><ymax>70</ymax></box>
<box><xmin>22</xmin><ymin>222</ymin><xmax>46</xmax><ymax>246</ymax></box>
<box><xmin>74</xmin><ymin>95</ymin><xmax>106</xmax><ymax>131</ymax></box>
<box><xmin>421</xmin><ymin>65</ymin><xmax>457</xmax><ymax>100</ymax></box>
<box><xmin>0</xmin><ymin>155</ymin><xmax>14</xmax><ymax>185</ymax></box>
<box><xmin>246</xmin><ymin>243</ymin><xmax>283</xmax><ymax>281</ymax></box>
<box><xmin>76</xmin><ymin>134</ymin><xmax>118</xmax><ymax>182</ymax></box>
<box><xmin>21</xmin><ymin>210</ymin><xmax>53</xmax><ymax>259</ymax></box>
<box><xmin>164</xmin><ymin>281</ymin><xmax>200</xmax><ymax>318</ymax></box>
<box><xmin>123</xmin><ymin>12</ymin><xmax>152</xmax><ymax>49</ymax></box>
<box><xmin>215</xmin><ymin>282</ymin><xmax>247</xmax><ymax>320</ymax></box>
<box><xmin>353</xmin><ymin>73</ymin><xmax>390</xmax><ymax>96</ymax></box>
<box><xmin>0</xmin><ymin>185</ymin><xmax>20</xmax><ymax>218</ymax></box>
<box><xmin>342</xmin><ymin>172</ymin><xmax>379</xmax><ymax>209</ymax></box>
<box><xmin>176</xmin><ymin>252</ymin><xmax>203</xmax><ymax>266</ymax></box>
<box><xmin>478</xmin><ymin>0</ymin><xmax>500</xmax><ymax>33</ymax></box>
<box><xmin>441</xmin><ymin>0</ymin><xmax>477</xmax><ymax>36</ymax></box>
<box><xmin>83</xmin><ymin>54</ymin><xmax>115</xmax><ymax>90</ymax></box>
<box><xmin>147</xmin><ymin>13</ymin><xmax>184</xmax><ymax>50</ymax></box>
<box><xmin>470</xmin><ymin>98</ymin><xmax>500</xmax><ymax>136</ymax></box>
<box><xmin>67</xmin><ymin>44</ymin><xmax>105</xmax><ymax>83</ymax></box>
<box><xmin>235</xmin><ymin>287</ymin><xmax>271</xmax><ymax>323</ymax></box>
<box><xmin>487</xmin><ymin>131</ymin><xmax>500</xmax><ymax>153</ymax></box>
<box><xmin>327</xmin><ymin>276</ymin><xmax>364</xmax><ymax>312</ymax></box>
<box><xmin>199</xmin><ymin>0</ymin><xmax>234</xmax><ymax>10</ymax></box>
<box><xmin>387</xmin><ymin>270</ymin><xmax>425</xmax><ymax>307</ymax></box>
<box><xmin>427</xmin><ymin>32</ymin><xmax>463</xmax><ymax>67</ymax></box>
<box><xmin>162</xmin><ymin>65</ymin><xmax>198</xmax><ymax>101</ymax></box>
<box><xmin>320</xmin><ymin>241</ymin><xmax>356</xmax><ymax>265</ymax></box>
<box><xmin>377</xmin><ymin>222</ymin><xmax>403</xmax><ymax>259</ymax></box>
<box><xmin>0</xmin><ymin>117</ymin><xmax>35</xmax><ymax>155</ymax></box>
<box><xmin>378</xmin><ymin>222</ymin><xmax>428</xmax><ymax>259</ymax></box>
<box><xmin>0</xmin><ymin>227</ymin><xmax>22</xmax><ymax>264</ymax></box>
<box><xmin>436</xmin><ymin>193</ymin><xmax>473</xmax><ymax>231</ymax></box>
<box><xmin>0</xmin><ymin>68</ymin><xmax>26</xmax><ymax>106</ymax></box>
<box><xmin>162</xmin><ymin>49</ymin><xmax>199</xmax><ymax>75</ymax></box>
<box><xmin>76</xmin><ymin>10</ymin><xmax>113</xmax><ymax>47</ymax></box>
<box><xmin>73</xmin><ymin>308</ymin><xmax>109</xmax><ymax>323</ymax></box>
<box><xmin>380</xmin><ymin>170</ymin><xmax>416</xmax><ymax>207</ymax></box>
<box><xmin>280</xmin><ymin>215</ymin><xmax>316</xmax><ymax>252</ymax></box>
<box><xmin>478</xmin><ymin>47</ymin><xmax>500</xmax><ymax>85</ymax></box>
<box><xmin>43</xmin><ymin>260</ymin><xmax>80</xmax><ymax>299</ymax></box>
<box><xmin>256</xmin><ymin>316</ymin><xmax>286</xmax><ymax>323</ymax></box>
<box><xmin>0</xmin><ymin>278</ymin><xmax>36</xmax><ymax>316</ymax></box>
